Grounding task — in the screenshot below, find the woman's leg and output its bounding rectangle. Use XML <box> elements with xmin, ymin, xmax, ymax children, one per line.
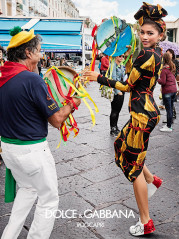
<box><xmin>133</xmin><ymin>170</ymin><xmax>150</xmax><ymax>224</ymax></box>
<box><xmin>110</xmin><ymin>94</ymin><xmax>124</xmax><ymax>128</ymax></box>
<box><xmin>171</xmin><ymin>92</ymin><xmax>176</xmax><ymax>118</ymax></box>
<box><xmin>163</xmin><ymin>93</ymin><xmax>173</xmax><ymax>128</ymax></box>
<box><xmin>143</xmin><ymin>164</ymin><xmax>154</xmax><ymax>184</ymax></box>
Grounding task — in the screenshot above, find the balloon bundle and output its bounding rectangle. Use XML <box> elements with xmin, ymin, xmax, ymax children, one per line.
<box><xmin>44</xmin><ymin>66</ymin><xmax>98</xmax><ymax>147</ymax></box>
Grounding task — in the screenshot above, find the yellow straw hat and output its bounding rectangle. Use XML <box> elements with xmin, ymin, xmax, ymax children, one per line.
<box><xmin>7</xmin><ymin>26</ymin><xmax>36</xmax><ymax>50</ymax></box>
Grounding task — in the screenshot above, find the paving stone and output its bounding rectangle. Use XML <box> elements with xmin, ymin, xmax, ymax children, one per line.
<box><xmin>68</xmin><ymin>152</ymin><xmax>113</xmax><ymax>172</ymax></box>
<box><xmin>81</xmin><ymin>162</ymin><xmax>121</xmax><ymax>183</ymax></box>
<box><xmin>50</xmin><ymin>221</ymin><xmax>99</xmax><ymax>239</ymax></box>
<box><xmin>148</xmin><ymin>134</ymin><xmax>175</xmax><ymax>149</ymax></box>
<box><xmin>82</xmin><ymin>202</ymin><xmax>178</xmax><ymax>239</ymax></box>
<box><xmin>77</xmin><ymin>176</ymin><xmax>133</xmax><ymax>207</ymax></box>
<box><xmin>56</xmin><ymin>162</ymin><xmax>80</xmax><ymax>179</ymax></box>
<box><xmin>162</xmin><ymin>175</ymin><xmax>179</xmax><ymax>193</ymax></box>
<box><xmin>0</xmin><ymin>161</ymin><xmax>6</xmax><ymax>180</ymax></box>
<box><xmin>17</xmin><ymin>227</ymin><xmax>28</xmax><ymax>239</ymax></box>
<box><xmin>54</xmin><ymin>192</ymin><xmax>94</xmax><ymax>228</ymax></box>
<box><xmin>0</xmin><ymin>215</ymin><xmax>9</xmax><ymax>236</ymax></box>
<box><xmin>0</xmin><ymin>177</ymin><xmax>5</xmax><ymax>197</ymax></box>
<box><xmin>156</xmin><ymin>222</ymin><xmax>179</xmax><ymax>239</ymax></box>
<box><xmin>83</xmin><ymin>203</ymin><xmax>137</xmax><ymax>239</ymax></box>
<box><xmin>51</xmin><ymin>143</ymin><xmax>96</xmax><ymax>163</ymax></box>
<box><xmin>69</xmin><ymin>128</ymin><xmax>110</xmax><ymax>145</ymax></box>
<box><xmin>0</xmin><ymin>197</ymin><xmax>13</xmax><ymax>217</ymax></box>
<box><xmin>102</xmin><ymin>146</ymin><xmax>116</xmax><ymax>156</ymax></box>
<box><xmin>147</xmin><ymin>157</ymin><xmax>178</xmax><ymax>182</ymax></box>
<box><xmin>123</xmin><ymin>187</ymin><xmax>178</xmax><ymax>223</ymax></box>
<box><xmin>58</xmin><ymin>175</ymin><xmax>93</xmax><ymax>196</ymax></box>
<box><xmin>146</xmin><ymin>142</ymin><xmax>179</xmax><ymax>164</ymax></box>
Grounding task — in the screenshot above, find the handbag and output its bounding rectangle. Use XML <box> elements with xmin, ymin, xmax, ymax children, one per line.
<box><xmin>101</xmin><ymin>85</ymin><xmax>114</xmax><ymax>102</ymax></box>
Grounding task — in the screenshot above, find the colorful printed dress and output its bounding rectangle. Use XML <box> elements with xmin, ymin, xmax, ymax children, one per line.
<box><xmin>97</xmin><ymin>47</ymin><xmax>163</xmax><ymax>182</ymax></box>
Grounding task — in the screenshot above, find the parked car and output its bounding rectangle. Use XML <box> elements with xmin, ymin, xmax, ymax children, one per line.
<box><xmin>70</xmin><ymin>56</ymin><xmax>82</xmax><ymax>65</ymax></box>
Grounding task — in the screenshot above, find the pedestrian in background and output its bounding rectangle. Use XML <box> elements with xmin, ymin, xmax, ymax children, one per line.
<box><xmin>166</xmin><ymin>48</ymin><xmax>179</xmax><ymax>118</ymax></box>
<box><xmin>158</xmin><ymin>52</ymin><xmax>177</xmax><ymax>132</ymax></box>
<box><xmin>166</xmin><ymin>48</ymin><xmax>179</xmax><ymax>78</ymax></box>
<box><xmin>0</xmin><ymin>45</ymin><xmax>5</xmax><ymax>66</ymax></box>
<box><xmin>0</xmin><ymin>27</ymin><xmax>81</xmax><ymax>239</ymax></box>
<box><xmin>100</xmin><ymin>54</ymin><xmax>109</xmax><ymax>76</ymax></box>
<box><xmin>110</xmin><ymin>55</ymin><xmax>126</xmax><ymax>136</ymax></box>
<box><xmin>97</xmin><ymin>53</ymin><xmax>103</xmax><ymax>74</ymax></box>
<box><xmin>37</xmin><ymin>59</ymin><xmax>42</xmax><ymax>75</ymax></box>
<box><xmin>46</xmin><ymin>56</ymin><xmax>51</xmax><ymax>68</ymax></box>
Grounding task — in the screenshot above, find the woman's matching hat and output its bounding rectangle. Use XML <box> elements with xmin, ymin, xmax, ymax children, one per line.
<box><xmin>7</xmin><ymin>26</ymin><xmax>36</xmax><ymax>50</ymax></box>
<box><xmin>134</xmin><ymin>2</ymin><xmax>168</xmax><ymax>32</ymax></box>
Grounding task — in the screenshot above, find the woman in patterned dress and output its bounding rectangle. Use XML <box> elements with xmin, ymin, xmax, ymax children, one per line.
<box><xmin>84</xmin><ymin>2</ymin><xmax>167</xmax><ymax>236</ymax></box>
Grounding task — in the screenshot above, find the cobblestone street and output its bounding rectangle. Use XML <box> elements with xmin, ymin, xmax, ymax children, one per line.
<box><xmin>0</xmin><ymin>82</ymin><xmax>179</xmax><ymax>239</ymax></box>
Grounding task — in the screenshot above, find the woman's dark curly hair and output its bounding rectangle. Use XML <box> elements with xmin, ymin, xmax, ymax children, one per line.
<box><xmin>7</xmin><ymin>35</ymin><xmax>42</xmax><ymax>62</ymax></box>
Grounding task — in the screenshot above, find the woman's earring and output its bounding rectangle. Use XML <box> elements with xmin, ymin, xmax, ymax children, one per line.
<box><xmin>156</xmin><ymin>39</ymin><xmax>161</xmax><ymax>47</ymax></box>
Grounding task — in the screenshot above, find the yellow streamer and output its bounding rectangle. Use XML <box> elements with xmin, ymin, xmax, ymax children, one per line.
<box><xmin>52</xmin><ymin>67</ymin><xmax>99</xmax><ymax>123</ymax></box>
<box><xmin>111</xmin><ymin>17</ymin><xmax>118</xmax><ymax>57</ymax></box>
<box><xmin>56</xmin><ymin>137</ymin><xmax>62</xmax><ymax>149</ymax></box>
<box><xmin>46</xmin><ymin>65</ymin><xmax>99</xmax><ymax>146</ymax></box>
<box><xmin>69</xmin><ymin>113</ymin><xmax>75</xmax><ymax>125</ymax></box>
<box><xmin>82</xmin><ymin>97</ymin><xmax>96</xmax><ymax>127</ymax></box>
<box><xmin>77</xmin><ymin>78</ymin><xmax>99</xmax><ymax>113</ymax></box>
<box><xmin>52</xmin><ymin>66</ymin><xmax>86</xmax><ymax>97</ymax></box>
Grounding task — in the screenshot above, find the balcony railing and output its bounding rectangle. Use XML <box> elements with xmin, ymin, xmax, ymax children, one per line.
<box><xmin>16</xmin><ymin>2</ymin><xmax>23</xmax><ymax>10</ymax></box>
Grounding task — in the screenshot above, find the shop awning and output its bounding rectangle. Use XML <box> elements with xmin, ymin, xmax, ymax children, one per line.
<box><xmin>41</xmin><ymin>34</ymin><xmax>82</xmax><ymax>52</ymax></box>
<box><xmin>0</xmin><ymin>33</ymin><xmax>11</xmax><ymax>47</ymax></box>
<box><xmin>0</xmin><ymin>19</ymin><xmax>29</xmax><ymax>33</ymax></box>
<box><xmin>32</xmin><ymin>20</ymin><xmax>82</xmax><ymax>35</ymax></box>
<box><xmin>0</xmin><ymin>17</ymin><xmax>83</xmax><ymax>52</ymax></box>
<box><xmin>0</xmin><ymin>33</ymin><xmax>82</xmax><ymax>52</ymax></box>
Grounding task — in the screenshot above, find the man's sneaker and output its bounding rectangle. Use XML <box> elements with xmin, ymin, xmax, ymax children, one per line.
<box><xmin>129</xmin><ymin>219</ymin><xmax>155</xmax><ymax>236</ymax></box>
<box><xmin>160</xmin><ymin>125</ymin><xmax>172</xmax><ymax>132</ymax></box>
<box><xmin>110</xmin><ymin>126</ymin><xmax>120</xmax><ymax>137</ymax></box>
<box><xmin>148</xmin><ymin>175</ymin><xmax>163</xmax><ymax>198</ymax></box>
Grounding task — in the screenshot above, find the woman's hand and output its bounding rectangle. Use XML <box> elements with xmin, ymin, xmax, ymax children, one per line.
<box><xmin>83</xmin><ymin>71</ymin><xmax>100</xmax><ymax>82</ymax></box>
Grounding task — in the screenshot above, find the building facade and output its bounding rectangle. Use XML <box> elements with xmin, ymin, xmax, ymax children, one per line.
<box><xmin>48</xmin><ymin>0</ymin><xmax>79</xmax><ymax>18</ymax></box>
<box><xmin>0</xmin><ymin>0</ymin><xmax>48</xmax><ymax>17</ymax></box>
<box><xmin>29</xmin><ymin>0</ymin><xmax>48</xmax><ymax>17</ymax></box>
<box><xmin>166</xmin><ymin>18</ymin><xmax>179</xmax><ymax>44</ymax></box>
<box><xmin>0</xmin><ymin>0</ymin><xmax>79</xmax><ymax>18</ymax></box>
